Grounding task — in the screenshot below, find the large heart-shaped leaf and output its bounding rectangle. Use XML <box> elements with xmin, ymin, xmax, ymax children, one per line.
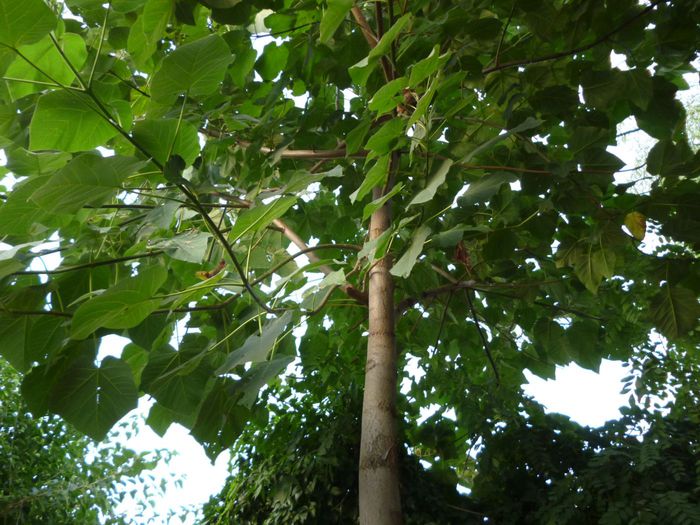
<box><xmin>150</xmin><ymin>34</ymin><xmax>233</xmax><ymax>103</ymax></box>
<box><xmin>30</xmin><ymin>154</ymin><xmax>144</xmax><ymax>213</ymax></box>
<box><xmin>29</xmin><ymin>92</ymin><xmax>120</xmax><ymax>152</ymax></box>
<box><xmin>49</xmin><ymin>356</ymin><xmax>138</xmax><ymax>440</ymax></box>
<box><xmin>0</xmin><ymin>0</ymin><xmax>57</xmax><ymax>48</ymax></box>
<box><xmin>71</xmin><ymin>265</ymin><xmax>168</xmax><ymax>339</ymax></box>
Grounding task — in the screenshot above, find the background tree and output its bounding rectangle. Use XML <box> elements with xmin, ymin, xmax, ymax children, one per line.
<box><xmin>0</xmin><ymin>0</ymin><xmax>698</xmax><ymax>522</ymax></box>
<box><xmin>0</xmin><ymin>358</ymin><xmax>177</xmax><ymax>524</ymax></box>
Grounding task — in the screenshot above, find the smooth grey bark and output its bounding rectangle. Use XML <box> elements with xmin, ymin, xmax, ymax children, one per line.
<box><xmin>359</xmin><ymin>186</ymin><xmax>402</xmax><ymax>524</ymax></box>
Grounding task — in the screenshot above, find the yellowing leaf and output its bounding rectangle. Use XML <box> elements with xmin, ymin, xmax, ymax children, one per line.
<box><xmin>624</xmin><ymin>211</ymin><xmax>646</xmax><ymax>240</ymax></box>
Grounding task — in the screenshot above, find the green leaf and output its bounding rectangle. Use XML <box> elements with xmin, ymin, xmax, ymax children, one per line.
<box><xmin>319</xmin><ymin>0</ymin><xmax>353</xmax><ymax>43</ymax></box>
<box><xmin>346</xmin><ymin>118</ymin><xmax>372</xmax><ymax>155</ymax></box>
<box><xmin>319</xmin><ymin>269</ymin><xmax>346</xmax><ymax>289</ymax></box>
<box><xmin>409</xmin><ymin>159</ymin><xmax>454</xmax><ymax>206</ymax></box>
<box><xmin>0</xmin><ymin>316</ymin><xmax>66</xmax><ymax>372</ymax></box>
<box><xmin>29</xmin><ymin>91</ymin><xmax>120</xmax><ymax>152</ymax></box>
<box><xmin>5</xmin><ymin>34</ymin><xmax>87</xmax><ymax>100</ymax></box>
<box><xmin>190</xmin><ymin>379</ymin><xmax>250</xmax><ymax>459</ymax></box>
<box><xmin>30</xmin><ymin>155</ymin><xmax>144</xmax><ymax>213</ymax></box>
<box><xmin>362</xmin><ymin>182</ymin><xmax>404</xmax><ymax>221</ymax></box>
<box><xmin>127</xmin><ymin>0</ymin><xmax>173</xmax><ymax>66</ymax></box>
<box><xmin>282</xmin><ymin>165</ymin><xmax>343</xmax><ymax>194</ymax></box>
<box><xmin>350</xmin><ymin>155</ymin><xmax>390</xmax><ymax>203</ymax></box>
<box><xmin>71</xmin><ymin>265</ymin><xmax>168</xmax><ymax>339</ymax></box>
<box><xmin>236</xmin><ymin>356</ymin><xmax>294</xmax><ymax>408</ymax></box>
<box><xmin>459</xmin><ymin>117</ymin><xmax>542</xmax><ymax>164</ymax></box>
<box><xmin>49</xmin><ymin>356</ymin><xmax>138</xmax><ymax>440</ymax></box>
<box><xmin>0</xmin><ymin>176</ymin><xmax>64</xmax><ymax>236</ymax></box>
<box><xmin>566</xmin><ymin>320</ymin><xmax>602</xmax><ymax>372</ymax></box>
<box><xmin>561</xmin><ymin>244</ymin><xmax>616</xmax><ymax>294</ymax></box>
<box><xmin>365</xmin><ymin>118</ymin><xmax>405</xmax><ymax>155</ymax></box>
<box><xmin>390</xmin><ymin>224</ymin><xmax>431</xmax><ymax>278</ymax></box>
<box><xmin>151</xmin><ymin>34</ymin><xmax>233</xmax><ymax>103</ymax></box>
<box><xmin>132</xmin><ymin>118</ymin><xmax>201</xmax><ymax>165</ymax></box>
<box><xmin>532</xmin><ymin>318</ymin><xmax>568</xmax><ymax>364</ymax></box>
<box><xmin>651</xmin><ymin>285</ymin><xmax>699</xmax><ymax>340</ymax></box>
<box><xmin>5</xmin><ymin>148</ymin><xmax>71</xmax><ymax>176</ymax></box>
<box><xmin>624</xmin><ymin>211</ymin><xmax>646</xmax><ymax>240</ymax></box>
<box><xmin>216</xmin><ymin>311</ymin><xmax>292</xmax><ymax>374</ymax></box>
<box><xmin>349</xmin><ymin>14</ymin><xmax>412</xmax><ymax>85</ymax></box>
<box><xmin>229</xmin><ymin>196</ymin><xmax>297</xmax><ymax>242</ymax></box>
<box><xmin>0</xmin><ymin>0</ymin><xmax>57</xmax><ymax>48</ymax></box>
<box><xmin>368</xmin><ymin>77</ymin><xmax>407</xmax><ymax>115</ymax></box>
<box><xmin>408</xmin><ymin>46</ymin><xmax>449</xmax><ymax>87</ymax></box>
<box><xmin>153</xmin><ymin>230</ymin><xmax>212</xmax><ymax>263</ymax></box>
<box><xmin>255</xmin><ymin>42</ymin><xmax>289</xmax><ymax>81</ymax></box>
<box><xmin>141</xmin><ymin>340</ymin><xmax>212</xmax><ymax>419</ymax></box>
<box><xmin>459</xmin><ymin>172</ymin><xmax>517</xmax><ymax>207</ymax></box>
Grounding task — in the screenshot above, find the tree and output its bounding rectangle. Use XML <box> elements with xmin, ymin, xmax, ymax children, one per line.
<box><xmin>0</xmin><ymin>0</ymin><xmax>698</xmax><ymax>523</ymax></box>
<box><xmin>0</xmin><ymin>358</ymin><xmax>174</xmax><ymax>524</ymax></box>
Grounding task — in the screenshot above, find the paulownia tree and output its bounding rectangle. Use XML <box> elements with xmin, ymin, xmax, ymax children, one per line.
<box><xmin>0</xmin><ymin>0</ymin><xmax>698</xmax><ymax>522</ymax></box>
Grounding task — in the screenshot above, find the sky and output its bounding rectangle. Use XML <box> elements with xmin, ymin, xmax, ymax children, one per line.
<box><xmin>1</xmin><ymin>10</ymin><xmax>698</xmax><ymax>525</ymax></box>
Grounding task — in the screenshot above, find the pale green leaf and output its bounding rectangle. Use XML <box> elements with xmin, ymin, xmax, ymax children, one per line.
<box><xmin>153</xmin><ymin>230</ymin><xmax>212</xmax><ymax>263</ymax></box>
<box><xmin>216</xmin><ymin>312</ymin><xmax>292</xmax><ymax>374</ymax></box>
<box><xmin>349</xmin><ymin>14</ymin><xmax>412</xmax><ymax>86</ymax></box>
<box><xmin>0</xmin><ymin>176</ymin><xmax>64</xmax><ymax>236</ymax></box>
<box><xmin>624</xmin><ymin>211</ymin><xmax>646</xmax><ymax>240</ymax></box>
<box><xmin>390</xmin><ymin>224</ymin><xmax>431</xmax><ymax>278</ymax></box>
<box><xmin>141</xmin><ymin>342</ymin><xmax>211</xmax><ymax>419</ymax></box>
<box><xmin>0</xmin><ymin>0</ymin><xmax>57</xmax><ymax>48</ymax></box>
<box><xmin>365</xmin><ymin>118</ymin><xmax>405</xmax><ymax>155</ymax></box>
<box><xmin>408</xmin><ymin>46</ymin><xmax>449</xmax><ymax>87</ymax></box>
<box><xmin>459</xmin><ymin>172</ymin><xmax>517</xmax><ymax>207</ymax></box>
<box><xmin>0</xmin><ymin>316</ymin><xmax>66</xmax><ymax>372</ymax></box>
<box><xmin>236</xmin><ymin>356</ymin><xmax>294</xmax><ymax>408</ymax></box>
<box><xmin>229</xmin><ymin>196</ymin><xmax>297</xmax><ymax>242</ymax></box>
<box><xmin>319</xmin><ymin>269</ymin><xmax>346</xmax><ymax>289</ymax></box>
<box><xmin>409</xmin><ymin>159</ymin><xmax>454</xmax><ymax>206</ymax></box>
<box><xmin>5</xmin><ymin>34</ymin><xmax>87</xmax><ymax>100</ymax></box>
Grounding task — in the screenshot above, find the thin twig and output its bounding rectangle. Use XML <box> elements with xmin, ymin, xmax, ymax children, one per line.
<box><xmin>464</xmin><ymin>289</ymin><xmax>500</xmax><ymax>385</ymax></box>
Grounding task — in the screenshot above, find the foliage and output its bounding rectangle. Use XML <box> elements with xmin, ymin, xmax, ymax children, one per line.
<box><xmin>202</xmin><ymin>382</ymin><xmax>476</xmax><ymax>524</ymax></box>
<box><xmin>205</xmin><ymin>342</ymin><xmax>700</xmax><ymax>524</ymax></box>
<box><xmin>0</xmin><ymin>0</ymin><xmax>699</xmax><ymax>519</ymax></box>
<box><xmin>473</xmin><ymin>337</ymin><xmax>700</xmax><ymax>525</ymax></box>
<box><xmin>0</xmin><ymin>358</ymin><xmax>174</xmax><ymax>524</ymax></box>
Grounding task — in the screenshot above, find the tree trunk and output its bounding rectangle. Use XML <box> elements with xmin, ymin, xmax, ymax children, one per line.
<box><xmin>359</xmin><ymin>187</ymin><xmax>402</xmax><ymax>524</ymax></box>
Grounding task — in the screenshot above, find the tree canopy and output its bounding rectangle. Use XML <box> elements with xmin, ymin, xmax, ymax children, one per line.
<box><xmin>0</xmin><ymin>0</ymin><xmax>698</xmax><ymax>521</ymax></box>
<box><xmin>0</xmin><ymin>359</ymin><xmax>174</xmax><ymax>524</ymax></box>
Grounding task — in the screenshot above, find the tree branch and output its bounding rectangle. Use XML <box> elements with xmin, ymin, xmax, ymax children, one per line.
<box><xmin>11</xmin><ymin>251</ymin><xmax>164</xmax><ymax>276</ymax></box>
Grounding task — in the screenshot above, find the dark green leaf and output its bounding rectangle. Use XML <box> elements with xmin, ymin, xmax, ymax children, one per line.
<box><xmin>49</xmin><ymin>356</ymin><xmax>138</xmax><ymax>440</ymax></box>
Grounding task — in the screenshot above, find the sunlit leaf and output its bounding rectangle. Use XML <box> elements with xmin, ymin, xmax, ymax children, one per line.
<box><xmin>0</xmin><ymin>0</ymin><xmax>57</xmax><ymax>48</ymax></box>
<box><xmin>151</xmin><ymin>34</ymin><xmax>233</xmax><ymax>103</ymax></box>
